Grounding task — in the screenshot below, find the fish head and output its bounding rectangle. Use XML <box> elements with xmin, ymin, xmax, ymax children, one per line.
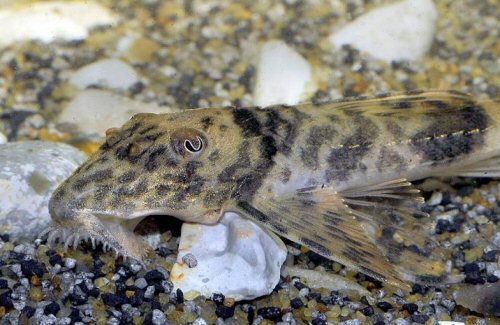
<box><xmin>48</xmin><ymin>109</ymin><xmax>247</xmax><ymax>257</ymax></box>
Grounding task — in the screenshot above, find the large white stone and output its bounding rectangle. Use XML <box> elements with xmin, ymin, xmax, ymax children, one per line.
<box><xmin>0</xmin><ymin>141</ymin><xmax>87</xmax><ymax>241</ymax></box>
<box><xmin>253</xmin><ymin>40</ymin><xmax>316</xmax><ymax>107</ymax></box>
<box><xmin>0</xmin><ymin>1</ymin><xmax>118</xmax><ymax>47</ymax></box>
<box><xmin>170</xmin><ymin>212</ymin><xmax>287</xmax><ymax>301</ymax></box>
<box><xmin>58</xmin><ymin>89</ymin><xmax>174</xmax><ymax>137</ymax></box>
<box><xmin>0</xmin><ymin>132</ymin><xmax>6</xmax><ymax>144</ymax></box>
<box><xmin>69</xmin><ymin>59</ymin><xmax>139</xmax><ymax>90</ymax></box>
<box><xmin>330</xmin><ymin>0</ymin><xmax>438</xmax><ymax>61</ymax></box>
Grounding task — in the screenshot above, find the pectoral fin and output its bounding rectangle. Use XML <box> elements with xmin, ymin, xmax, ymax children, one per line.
<box><xmin>235</xmin><ymin>179</ymin><xmax>460</xmax><ymax>288</ymax></box>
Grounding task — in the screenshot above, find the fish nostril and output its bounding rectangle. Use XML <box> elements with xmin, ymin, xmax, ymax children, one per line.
<box><xmin>105</xmin><ymin>128</ymin><xmax>121</xmax><ymax>146</ymax></box>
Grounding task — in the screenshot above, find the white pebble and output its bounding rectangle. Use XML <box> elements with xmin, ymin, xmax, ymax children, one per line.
<box><xmin>298</xmin><ymin>287</ymin><xmax>310</xmax><ymax>297</ymax></box>
<box><xmin>253</xmin><ymin>40</ymin><xmax>316</xmax><ymax>107</ymax></box>
<box><xmin>0</xmin><ymin>141</ymin><xmax>87</xmax><ymax>241</ymax></box>
<box><xmin>134</xmin><ymin>278</ymin><xmax>148</xmax><ymax>289</ymax></box>
<box><xmin>151</xmin><ymin>309</ymin><xmax>166</xmax><ymax>325</ymax></box>
<box><xmin>0</xmin><ymin>1</ymin><xmax>117</xmax><ymax>48</ymax></box>
<box><xmin>192</xmin><ymin>318</ymin><xmax>208</xmax><ymax>325</ymax></box>
<box><xmin>70</xmin><ymin>59</ymin><xmax>139</xmax><ymax>90</ymax></box>
<box><xmin>58</xmin><ymin>89</ymin><xmax>174</xmax><ymax>137</ymax></box>
<box><xmin>0</xmin><ymin>132</ymin><xmax>6</xmax><ymax>144</ymax></box>
<box><xmin>182</xmin><ymin>253</ymin><xmax>198</xmax><ymax>268</ymax></box>
<box><xmin>144</xmin><ymin>285</ymin><xmax>156</xmax><ymax>299</ymax></box>
<box><xmin>428</xmin><ymin>191</ymin><xmax>443</xmax><ymax>206</ymax></box>
<box><xmin>491</xmin><ymin>232</ymin><xmax>500</xmax><ymax>248</ymax></box>
<box><xmin>170</xmin><ymin>212</ymin><xmax>287</xmax><ymax>301</ymax></box>
<box><xmin>64</xmin><ymin>258</ymin><xmax>76</xmax><ymax>269</ymax></box>
<box><xmin>330</xmin><ymin>0</ymin><xmax>438</xmax><ymax>61</ymax></box>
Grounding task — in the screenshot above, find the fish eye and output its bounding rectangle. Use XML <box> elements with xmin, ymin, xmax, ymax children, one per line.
<box><xmin>184</xmin><ymin>136</ymin><xmax>203</xmax><ymax>153</ymax></box>
<box><xmin>171</xmin><ymin>128</ymin><xmax>207</xmax><ymax>158</ymax></box>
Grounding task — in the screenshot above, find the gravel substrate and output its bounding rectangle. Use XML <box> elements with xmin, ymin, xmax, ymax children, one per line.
<box><xmin>0</xmin><ymin>0</ymin><xmax>499</xmax><ymax>324</ymax></box>
<box><xmin>0</xmin><ymin>180</ymin><xmax>499</xmax><ymax>324</ymax></box>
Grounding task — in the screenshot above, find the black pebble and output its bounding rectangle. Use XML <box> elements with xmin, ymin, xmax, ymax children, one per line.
<box><xmin>483</xmin><ymin>250</ymin><xmax>498</xmax><ymax>262</ymax></box>
<box><xmin>20</xmin><ymin>260</ymin><xmax>45</xmax><ymax>277</ymax></box>
<box><xmin>0</xmin><ymin>279</ymin><xmax>8</xmax><ymax>289</ymax></box>
<box><xmin>88</xmin><ymin>287</ymin><xmax>100</xmax><ymax>298</ymax></box>
<box><xmin>0</xmin><ymin>291</ymin><xmax>13</xmax><ymax>309</ymax></box>
<box><xmin>69</xmin><ymin>308</ymin><xmax>82</xmax><ymax>323</ymax></box>
<box><xmin>247</xmin><ymin>307</ymin><xmax>255</xmax><ymax>324</ymax></box>
<box><xmin>151</xmin><ymin>282</ymin><xmax>164</xmax><ymax>294</ymax></box>
<box><xmin>487</xmin><ymin>275</ymin><xmax>498</xmax><ymax>283</ymax></box>
<box><xmin>377</xmin><ymin>301</ymin><xmax>393</xmax><ymax>312</ymax></box>
<box><xmin>373</xmin><ymin>321</ymin><xmax>385</xmax><ymax>325</ymax></box>
<box><xmin>21</xmin><ymin>306</ymin><xmax>36</xmax><ymax>318</ymax></box>
<box><xmin>306</xmin><ymin>292</ymin><xmax>322</xmax><ymax>302</ymax></box>
<box><xmin>44</xmin><ymin>302</ymin><xmax>60</xmax><ymax>316</ymax></box>
<box><xmin>49</xmin><ymin>254</ymin><xmax>63</xmax><ymax>266</ymax></box>
<box><xmin>402</xmin><ymin>303</ymin><xmax>418</xmax><ymax>314</ymax></box>
<box><xmin>129</xmin><ymin>289</ymin><xmax>144</xmax><ymax>307</ymax></box>
<box><xmin>457</xmin><ymin>186</ymin><xmax>474</xmax><ymax>197</ymax></box>
<box><xmin>411</xmin><ymin>314</ymin><xmax>429</xmax><ymax>324</ymax></box>
<box><xmin>311</xmin><ymin>318</ymin><xmax>327</xmax><ymax>325</ymax></box>
<box><xmin>150</xmin><ymin>298</ymin><xmax>161</xmax><ymax>310</ymax></box>
<box><xmin>68</xmin><ymin>293</ymin><xmax>88</xmax><ymax>306</ymax></box>
<box><xmin>441</xmin><ymin>191</ymin><xmax>452</xmax><ymax>205</ymax></box>
<box><xmin>411</xmin><ymin>284</ymin><xmax>428</xmax><ymax>295</ymax></box>
<box><xmin>435</xmin><ymin>219</ymin><xmax>453</xmax><ymax>234</ymax></box>
<box><xmin>176</xmin><ymin>288</ymin><xmax>184</xmax><ymax>304</ymax></box>
<box><xmin>115</xmin><ymin>280</ymin><xmax>127</xmax><ymax>293</ymax></box>
<box><xmin>101</xmin><ymin>293</ymin><xmax>127</xmax><ymax>307</ymax></box>
<box><xmin>212</xmin><ymin>293</ymin><xmax>225</xmax><ymax>305</ymax></box>
<box><xmin>360</xmin><ymin>296</ymin><xmax>369</xmax><ymax>305</ymax></box>
<box><xmin>144</xmin><ymin>270</ymin><xmax>165</xmax><ymax>284</ymax></box>
<box><xmin>257</xmin><ymin>307</ymin><xmax>282</xmax><ymax>321</ymax></box>
<box><xmin>463</xmin><ymin>263</ymin><xmax>485</xmax><ymax>284</ymax></box>
<box><xmin>143</xmin><ymin>312</ymin><xmax>154</xmax><ymax>325</ymax></box>
<box><xmin>293</xmin><ymin>280</ymin><xmax>306</xmax><ymax>290</ymax></box>
<box><xmin>0</xmin><ymin>234</ymin><xmax>9</xmax><ymax>242</ymax></box>
<box><xmin>215</xmin><ymin>305</ymin><xmax>235</xmax><ymax>319</ymax></box>
<box><xmin>290</xmin><ymin>297</ymin><xmax>304</xmax><ymax>309</ymax></box>
<box><xmin>361</xmin><ymin>306</ymin><xmax>374</xmax><ymax>316</ymax></box>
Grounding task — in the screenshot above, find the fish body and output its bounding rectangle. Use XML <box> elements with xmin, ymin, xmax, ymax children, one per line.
<box><xmin>48</xmin><ymin>90</ymin><xmax>500</xmax><ymax>287</ymax></box>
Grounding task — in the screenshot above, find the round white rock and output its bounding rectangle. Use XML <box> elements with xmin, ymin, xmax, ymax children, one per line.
<box><xmin>70</xmin><ymin>59</ymin><xmax>139</xmax><ymax>90</ymax></box>
<box><xmin>330</xmin><ymin>0</ymin><xmax>438</xmax><ymax>62</ymax></box>
<box><xmin>0</xmin><ymin>1</ymin><xmax>117</xmax><ymax>47</ymax></box>
<box><xmin>0</xmin><ymin>141</ymin><xmax>87</xmax><ymax>240</ymax></box>
<box><xmin>253</xmin><ymin>40</ymin><xmax>316</xmax><ymax>107</ymax></box>
<box><xmin>58</xmin><ymin>89</ymin><xmax>174</xmax><ymax>137</ymax></box>
<box><xmin>170</xmin><ymin>212</ymin><xmax>287</xmax><ymax>301</ymax></box>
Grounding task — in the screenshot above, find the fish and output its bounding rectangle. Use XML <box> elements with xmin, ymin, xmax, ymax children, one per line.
<box><xmin>47</xmin><ymin>90</ymin><xmax>500</xmax><ymax>288</ymax></box>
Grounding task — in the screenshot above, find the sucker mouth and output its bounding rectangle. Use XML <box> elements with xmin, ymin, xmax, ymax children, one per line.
<box><xmin>44</xmin><ymin>220</ymin><xmax>152</xmax><ymax>263</ymax></box>
<box><xmin>45</xmin><ymin>227</ymin><xmax>125</xmax><ymax>258</ymax></box>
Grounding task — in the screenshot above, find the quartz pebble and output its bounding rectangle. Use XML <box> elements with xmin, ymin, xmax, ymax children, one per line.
<box><xmin>253</xmin><ymin>40</ymin><xmax>316</xmax><ymax>107</ymax></box>
<box><xmin>0</xmin><ymin>141</ymin><xmax>87</xmax><ymax>240</ymax></box>
<box><xmin>0</xmin><ymin>1</ymin><xmax>117</xmax><ymax>47</ymax></box>
<box><xmin>69</xmin><ymin>59</ymin><xmax>139</xmax><ymax>90</ymax></box>
<box><xmin>170</xmin><ymin>212</ymin><xmax>287</xmax><ymax>301</ymax></box>
<box><xmin>0</xmin><ymin>132</ymin><xmax>6</xmax><ymax>144</ymax></box>
<box><xmin>428</xmin><ymin>191</ymin><xmax>443</xmax><ymax>206</ymax></box>
<box><xmin>330</xmin><ymin>0</ymin><xmax>438</xmax><ymax>61</ymax></box>
<box><xmin>58</xmin><ymin>89</ymin><xmax>174</xmax><ymax>137</ymax></box>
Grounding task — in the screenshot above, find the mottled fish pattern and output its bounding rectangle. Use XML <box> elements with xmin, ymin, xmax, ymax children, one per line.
<box><xmin>48</xmin><ymin>90</ymin><xmax>500</xmax><ymax>287</ymax></box>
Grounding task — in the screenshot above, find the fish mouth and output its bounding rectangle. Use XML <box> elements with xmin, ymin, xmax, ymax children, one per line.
<box><xmin>46</xmin><ymin>211</ymin><xmax>156</xmax><ymax>262</ymax></box>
